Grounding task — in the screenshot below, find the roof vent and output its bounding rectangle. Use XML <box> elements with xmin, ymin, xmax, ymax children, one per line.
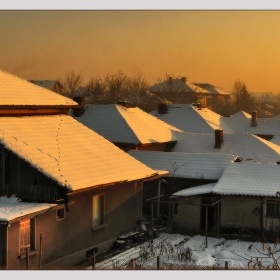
<box><xmin>158</xmin><ymin>103</ymin><xmax>168</xmax><ymax>114</ymax></box>
<box><xmin>72</xmin><ymin>96</ymin><xmax>85</xmax><ymax>116</ymax></box>
<box><xmin>214</xmin><ymin>129</ymin><xmax>224</xmax><ymax>148</ymax></box>
<box><xmin>251</xmin><ymin>111</ymin><xmax>258</xmax><ymax>127</ymax></box>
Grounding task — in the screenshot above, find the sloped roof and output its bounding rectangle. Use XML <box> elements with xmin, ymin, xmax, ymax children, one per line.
<box><xmin>72</xmin><ymin>104</ymin><xmax>180</xmax><ymax>145</ymax></box>
<box><xmin>128</xmin><ymin>151</ymin><xmax>237</xmax><ymax>180</ymax></box>
<box><xmin>0</xmin><ymin>115</ymin><xmax>163</xmax><ymax>192</ymax></box>
<box><xmin>172</xmin><ymin>183</ymin><xmax>216</xmax><ymax>197</ymax></box>
<box><xmin>231</xmin><ymin>111</ymin><xmax>251</xmax><ymax>118</ymax></box>
<box><xmin>171</xmin><ymin>131</ymin><xmax>280</xmax><ymax>164</ymax></box>
<box><xmin>212</xmin><ymin>162</ymin><xmax>280</xmax><ymax>197</ymax></box>
<box><xmin>148</xmin><ymin>79</ymin><xmax>210</xmax><ymax>94</ymax></box>
<box><xmin>29</xmin><ymin>80</ymin><xmax>59</xmax><ymax>89</ymax></box>
<box><xmin>150</xmin><ymin>104</ymin><xmax>233</xmax><ymax>133</ymax></box>
<box><xmin>270</xmin><ymin>135</ymin><xmax>280</xmax><ymax>146</ymax></box>
<box><xmin>250</xmin><ymin>92</ymin><xmax>278</xmax><ymax>103</ymax></box>
<box><xmin>0</xmin><ymin>195</ymin><xmax>56</xmax><ymax>222</ymax></box>
<box><xmin>0</xmin><ymin>69</ymin><xmax>76</xmax><ymax>107</ymax></box>
<box><xmin>193</xmin><ymin>83</ymin><xmax>232</xmax><ymax>96</ymax></box>
<box><xmin>222</xmin><ymin>117</ymin><xmax>280</xmax><ymax>136</ymax></box>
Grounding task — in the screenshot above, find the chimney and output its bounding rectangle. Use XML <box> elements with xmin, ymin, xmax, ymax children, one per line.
<box><xmin>158</xmin><ymin>103</ymin><xmax>168</xmax><ymax>114</ymax></box>
<box><xmin>168</xmin><ymin>77</ymin><xmax>173</xmax><ymax>84</ymax></box>
<box><xmin>251</xmin><ymin>111</ymin><xmax>258</xmax><ymax>127</ymax></box>
<box><xmin>181</xmin><ymin>77</ymin><xmax>186</xmax><ymax>83</ymax></box>
<box><xmin>72</xmin><ymin>96</ymin><xmax>85</xmax><ymax>116</ymax></box>
<box><xmin>117</xmin><ymin>101</ymin><xmax>129</xmax><ymax>108</ymax></box>
<box><xmin>214</xmin><ymin>129</ymin><xmax>224</xmax><ymax>148</ymax></box>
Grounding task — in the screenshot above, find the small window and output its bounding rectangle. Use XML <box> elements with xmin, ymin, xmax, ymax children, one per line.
<box><xmin>92</xmin><ymin>194</ymin><xmax>105</xmax><ymax>228</ymax></box>
<box><xmin>57</xmin><ymin>208</ymin><xmax>65</xmax><ymax>220</ymax></box>
<box><xmin>20</xmin><ymin>218</ymin><xmax>35</xmax><ymax>253</ymax></box>
<box><xmin>266</xmin><ymin>200</ymin><xmax>280</xmax><ymax>218</ymax></box>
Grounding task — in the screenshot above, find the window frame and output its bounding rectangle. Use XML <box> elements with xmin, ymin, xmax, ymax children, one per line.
<box><xmin>92</xmin><ymin>193</ymin><xmax>105</xmax><ymax>230</ymax></box>
<box><xmin>266</xmin><ymin>200</ymin><xmax>280</xmax><ymax>218</ymax></box>
<box><xmin>19</xmin><ymin>218</ymin><xmax>35</xmax><ymax>254</ymax></box>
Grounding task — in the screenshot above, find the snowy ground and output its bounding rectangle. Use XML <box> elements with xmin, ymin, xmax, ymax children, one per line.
<box><xmin>87</xmin><ymin>232</ymin><xmax>280</xmax><ymax>270</ymax></box>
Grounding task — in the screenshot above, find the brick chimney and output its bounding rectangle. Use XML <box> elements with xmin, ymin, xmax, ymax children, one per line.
<box><xmin>181</xmin><ymin>77</ymin><xmax>186</xmax><ymax>83</ymax></box>
<box><xmin>214</xmin><ymin>129</ymin><xmax>224</xmax><ymax>148</ymax></box>
<box><xmin>72</xmin><ymin>96</ymin><xmax>85</xmax><ymax>116</ymax></box>
<box><xmin>158</xmin><ymin>103</ymin><xmax>168</xmax><ymax>114</ymax></box>
<box><xmin>251</xmin><ymin>111</ymin><xmax>258</xmax><ymax>127</ymax></box>
<box><xmin>117</xmin><ymin>101</ymin><xmax>129</xmax><ymax>108</ymax></box>
<box><xmin>168</xmin><ymin>77</ymin><xmax>173</xmax><ymax>84</ymax></box>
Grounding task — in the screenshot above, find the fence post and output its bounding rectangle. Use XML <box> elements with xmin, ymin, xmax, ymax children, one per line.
<box><xmin>225</xmin><ymin>261</ymin><xmax>228</xmax><ymax>270</ymax></box>
<box><xmin>157</xmin><ymin>256</ymin><xmax>160</xmax><ymax>270</ymax></box>
<box><xmin>39</xmin><ymin>233</ymin><xmax>43</xmax><ymax>269</ymax></box>
<box><xmin>131</xmin><ymin>259</ymin><xmax>135</xmax><ymax>270</ymax></box>
<box><xmin>25</xmin><ymin>247</ymin><xmax>29</xmax><ymax>269</ymax></box>
<box><xmin>92</xmin><ymin>251</ymin><xmax>96</xmax><ymax>270</ymax></box>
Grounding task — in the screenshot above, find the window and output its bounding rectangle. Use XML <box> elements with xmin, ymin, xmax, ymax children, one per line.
<box><xmin>19</xmin><ymin>218</ymin><xmax>35</xmax><ymax>253</ymax></box>
<box><xmin>92</xmin><ymin>194</ymin><xmax>105</xmax><ymax>228</ymax></box>
<box><xmin>57</xmin><ymin>208</ymin><xmax>65</xmax><ymax>220</ymax></box>
<box><xmin>266</xmin><ymin>200</ymin><xmax>280</xmax><ymax>218</ymax></box>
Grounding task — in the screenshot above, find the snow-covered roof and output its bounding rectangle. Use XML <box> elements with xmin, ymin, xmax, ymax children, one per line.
<box><xmin>150</xmin><ymin>104</ymin><xmax>233</xmax><ymax>134</ymax></box>
<box><xmin>172</xmin><ymin>183</ymin><xmax>216</xmax><ymax>197</ymax></box>
<box><xmin>222</xmin><ymin>117</ymin><xmax>280</xmax><ymax>136</ymax></box>
<box><xmin>231</xmin><ymin>111</ymin><xmax>251</xmax><ymax>119</ymax></box>
<box><xmin>0</xmin><ymin>115</ymin><xmax>164</xmax><ymax>192</ymax></box>
<box><xmin>270</xmin><ymin>135</ymin><xmax>280</xmax><ymax>146</ymax></box>
<box><xmin>212</xmin><ymin>162</ymin><xmax>280</xmax><ymax>197</ymax></box>
<box><xmin>148</xmin><ymin>79</ymin><xmax>210</xmax><ymax>94</ymax></box>
<box><xmin>0</xmin><ymin>195</ymin><xmax>56</xmax><ymax>222</ymax></box>
<box><xmin>171</xmin><ymin>131</ymin><xmax>280</xmax><ymax>164</ymax></box>
<box><xmin>193</xmin><ymin>83</ymin><xmax>233</xmax><ymax>96</ymax></box>
<box><xmin>250</xmin><ymin>92</ymin><xmax>278</xmax><ymax>103</ymax></box>
<box><xmin>128</xmin><ymin>151</ymin><xmax>237</xmax><ymax>180</ymax></box>
<box><xmin>29</xmin><ymin>80</ymin><xmax>59</xmax><ymax>89</ymax></box>
<box><xmin>72</xmin><ymin>104</ymin><xmax>180</xmax><ymax>145</ymax></box>
<box><xmin>0</xmin><ymin>69</ymin><xmax>76</xmax><ymax>107</ymax></box>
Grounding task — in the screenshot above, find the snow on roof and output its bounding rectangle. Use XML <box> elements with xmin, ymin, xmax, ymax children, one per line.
<box><xmin>72</xmin><ymin>104</ymin><xmax>180</xmax><ymax>145</ymax></box>
<box><xmin>193</xmin><ymin>83</ymin><xmax>233</xmax><ymax>96</ymax></box>
<box><xmin>222</xmin><ymin>117</ymin><xmax>280</xmax><ymax>136</ymax></box>
<box><xmin>29</xmin><ymin>80</ymin><xmax>59</xmax><ymax>89</ymax></box>
<box><xmin>212</xmin><ymin>162</ymin><xmax>280</xmax><ymax>196</ymax></box>
<box><xmin>171</xmin><ymin>131</ymin><xmax>280</xmax><ymax>164</ymax></box>
<box><xmin>250</xmin><ymin>92</ymin><xmax>278</xmax><ymax>103</ymax></box>
<box><xmin>270</xmin><ymin>135</ymin><xmax>280</xmax><ymax>146</ymax></box>
<box><xmin>231</xmin><ymin>111</ymin><xmax>251</xmax><ymax>119</ymax></box>
<box><xmin>0</xmin><ymin>195</ymin><xmax>56</xmax><ymax>222</ymax></box>
<box><xmin>148</xmin><ymin>79</ymin><xmax>210</xmax><ymax>94</ymax></box>
<box><xmin>150</xmin><ymin>104</ymin><xmax>233</xmax><ymax>133</ymax></box>
<box><xmin>0</xmin><ymin>69</ymin><xmax>76</xmax><ymax>107</ymax></box>
<box><xmin>128</xmin><ymin>151</ymin><xmax>237</xmax><ymax>180</ymax></box>
<box><xmin>0</xmin><ymin>115</ymin><xmax>161</xmax><ymax>192</ymax></box>
<box><xmin>124</xmin><ymin>91</ymin><xmax>172</xmax><ymax>106</ymax></box>
<box><xmin>172</xmin><ymin>183</ymin><xmax>216</xmax><ymax>197</ymax></box>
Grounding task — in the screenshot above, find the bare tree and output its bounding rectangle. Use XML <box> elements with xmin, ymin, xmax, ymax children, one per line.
<box><xmin>59</xmin><ymin>70</ymin><xmax>83</xmax><ymax>97</ymax></box>
<box><xmin>87</xmin><ymin>76</ymin><xmax>107</xmax><ymax>104</ymax></box>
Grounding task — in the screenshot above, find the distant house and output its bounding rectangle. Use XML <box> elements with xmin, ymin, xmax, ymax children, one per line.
<box><xmin>171</xmin><ymin>162</ymin><xmax>280</xmax><ymax>235</ymax></box>
<box><xmin>71</xmin><ymin>102</ymin><xmax>180</xmax><ymax>152</ymax></box>
<box><xmin>148</xmin><ymin>77</ymin><xmax>211</xmax><ymax>107</ymax></box>
<box><xmin>29</xmin><ymin>80</ymin><xmax>63</xmax><ymax>94</ymax></box>
<box><xmin>193</xmin><ymin>83</ymin><xmax>233</xmax><ymax>112</ymax></box>
<box><xmin>0</xmin><ymin>69</ymin><xmax>168</xmax><ymax>269</ymax></box>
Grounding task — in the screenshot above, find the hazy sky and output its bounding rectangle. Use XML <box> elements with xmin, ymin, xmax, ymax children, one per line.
<box><xmin>1</xmin><ymin>10</ymin><xmax>280</xmax><ymax>93</ymax></box>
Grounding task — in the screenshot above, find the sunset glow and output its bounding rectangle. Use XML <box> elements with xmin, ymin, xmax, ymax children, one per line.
<box><xmin>1</xmin><ymin>10</ymin><xmax>280</xmax><ymax>93</ymax></box>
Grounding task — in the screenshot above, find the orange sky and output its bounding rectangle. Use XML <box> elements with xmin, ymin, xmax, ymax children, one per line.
<box><xmin>1</xmin><ymin>10</ymin><xmax>280</xmax><ymax>94</ymax></box>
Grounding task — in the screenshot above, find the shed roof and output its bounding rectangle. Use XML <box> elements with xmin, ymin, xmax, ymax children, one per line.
<box><xmin>231</xmin><ymin>111</ymin><xmax>251</xmax><ymax>119</ymax></box>
<box><xmin>128</xmin><ymin>151</ymin><xmax>237</xmax><ymax>180</ymax></box>
<box><xmin>0</xmin><ymin>115</ymin><xmax>163</xmax><ymax>192</ymax></box>
<box><xmin>171</xmin><ymin>131</ymin><xmax>280</xmax><ymax>164</ymax></box>
<box><xmin>0</xmin><ymin>69</ymin><xmax>76</xmax><ymax>107</ymax></box>
<box><xmin>72</xmin><ymin>104</ymin><xmax>180</xmax><ymax>145</ymax></box>
<box><xmin>212</xmin><ymin>162</ymin><xmax>280</xmax><ymax>197</ymax></box>
<box><xmin>0</xmin><ymin>195</ymin><xmax>56</xmax><ymax>222</ymax></box>
<box><xmin>150</xmin><ymin>104</ymin><xmax>233</xmax><ymax>133</ymax></box>
<box><xmin>172</xmin><ymin>183</ymin><xmax>216</xmax><ymax>197</ymax></box>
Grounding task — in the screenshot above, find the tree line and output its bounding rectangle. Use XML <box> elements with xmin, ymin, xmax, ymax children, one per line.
<box><xmin>55</xmin><ymin>70</ymin><xmax>280</xmax><ymax>117</ymax></box>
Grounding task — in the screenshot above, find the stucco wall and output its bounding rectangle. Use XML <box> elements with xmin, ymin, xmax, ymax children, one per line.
<box><xmin>6</xmin><ymin>181</ymin><xmax>143</xmax><ymax>269</ymax></box>
<box><xmin>173</xmin><ymin>197</ymin><xmax>201</xmax><ymax>231</ymax></box>
<box><xmin>221</xmin><ymin>196</ymin><xmax>261</xmax><ymax>230</ymax></box>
